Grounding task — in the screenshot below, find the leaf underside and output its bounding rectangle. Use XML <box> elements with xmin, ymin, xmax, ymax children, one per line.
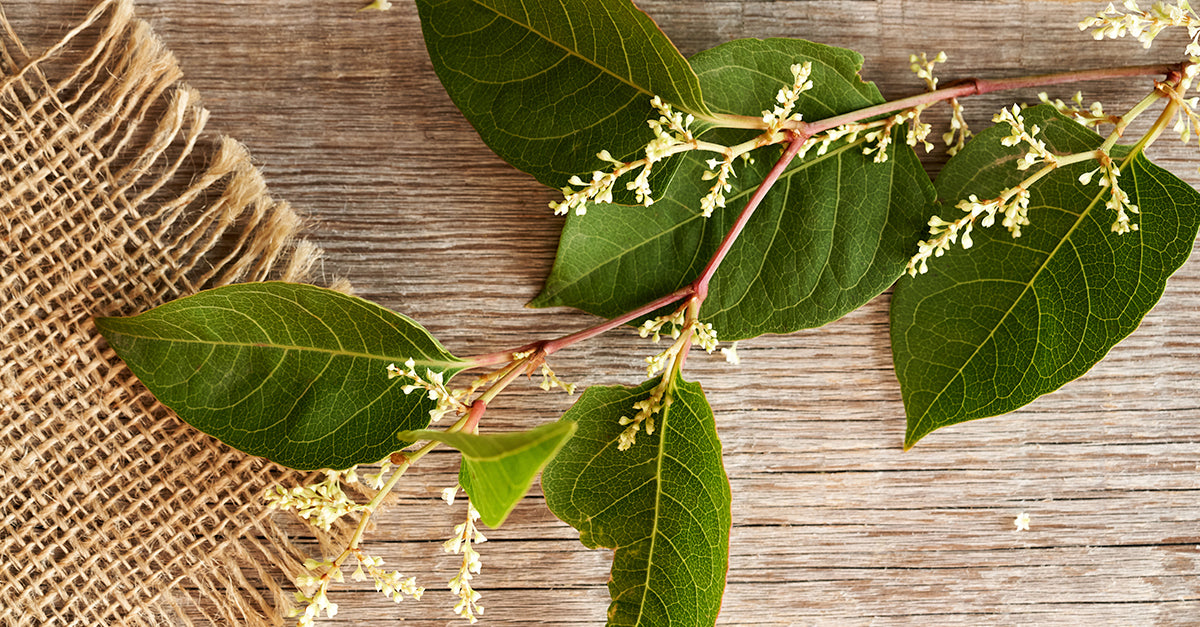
<box><xmin>891</xmin><ymin>105</ymin><xmax>1200</xmax><ymax>447</ymax></box>
<box><xmin>415</xmin><ymin>0</ymin><xmax>710</xmax><ymax>190</ymax></box>
<box><xmin>96</xmin><ymin>282</ymin><xmax>464</xmax><ymax>470</ymax></box>
<box><xmin>532</xmin><ymin>38</ymin><xmax>935</xmax><ymax>340</ymax></box>
<box><xmin>542</xmin><ymin>377</ymin><xmax>731</xmax><ymax>627</ymax></box>
<box><xmin>400</xmin><ymin>420</ymin><xmax>577</xmax><ymax>528</ymax></box>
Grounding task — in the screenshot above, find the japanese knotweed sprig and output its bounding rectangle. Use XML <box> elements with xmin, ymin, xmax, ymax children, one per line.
<box><xmin>442</xmin><ymin>488</ymin><xmax>488</xmax><ymax>624</ymax></box>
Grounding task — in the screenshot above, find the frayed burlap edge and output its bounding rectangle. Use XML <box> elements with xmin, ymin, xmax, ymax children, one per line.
<box><xmin>0</xmin><ymin>1</ymin><xmax>345</xmax><ymax>624</ymax></box>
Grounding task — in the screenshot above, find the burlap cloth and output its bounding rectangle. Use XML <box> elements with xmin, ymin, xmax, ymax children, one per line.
<box><xmin>1</xmin><ymin>1</ymin><xmax>339</xmax><ymax>623</ymax></box>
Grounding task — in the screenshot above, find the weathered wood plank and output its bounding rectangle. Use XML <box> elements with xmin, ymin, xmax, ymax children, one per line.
<box><xmin>10</xmin><ymin>0</ymin><xmax>1200</xmax><ymax>624</ymax></box>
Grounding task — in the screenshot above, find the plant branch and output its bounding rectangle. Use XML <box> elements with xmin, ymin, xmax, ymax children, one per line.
<box><xmin>469</xmin><ymin>63</ymin><xmax>1187</xmax><ymax>392</ymax></box>
<box><xmin>464</xmin><ymin>285</ymin><xmax>695</xmax><ymax>368</ymax></box>
<box><xmin>707</xmin><ymin>63</ymin><xmax>1183</xmax><ymax>133</ymax></box>
<box><xmin>467</xmin><ymin>130</ymin><xmax>808</xmax><ymax>370</ymax></box>
<box><xmin>1122</xmin><ymin>77</ymin><xmax>1187</xmax><ymax>161</ymax></box>
<box><xmin>807</xmin><ymin>63</ymin><xmax>1183</xmax><ymax>134</ymax></box>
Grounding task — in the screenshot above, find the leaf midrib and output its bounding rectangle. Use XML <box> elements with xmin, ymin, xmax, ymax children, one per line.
<box><xmin>102</xmin><ymin>327</ymin><xmax>463</xmax><ymax>370</ymax></box>
<box><xmin>634</xmin><ymin>384</ymin><xmax>671</xmax><ymax>627</ymax></box>
<box><xmin>468</xmin><ymin>0</ymin><xmax>703</xmax><ymax>113</ymax></box>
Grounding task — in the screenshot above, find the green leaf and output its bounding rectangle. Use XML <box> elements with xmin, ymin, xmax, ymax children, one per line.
<box><xmin>95</xmin><ymin>282</ymin><xmax>465</xmax><ymax>470</ymax></box>
<box><xmin>399</xmin><ymin>421</ymin><xmax>577</xmax><ymax>528</ymax></box>
<box><xmin>542</xmin><ymin>377</ymin><xmax>731</xmax><ymax>627</ymax></box>
<box><xmin>531</xmin><ymin>38</ymin><xmax>935</xmax><ymax>340</ymax></box>
<box><xmin>415</xmin><ymin>0</ymin><xmax>710</xmax><ymax>189</ymax></box>
<box><xmin>891</xmin><ymin>105</ymin><xmax>1200</xmax><ymax>447</ymax></box>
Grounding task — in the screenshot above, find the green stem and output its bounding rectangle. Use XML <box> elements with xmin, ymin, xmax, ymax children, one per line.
<box><xmin>1099</xmin><ymin>87</ymin><xmax>1171</xmax><ymax>154</ymax></box>
<box><xmin>1122</xmin><ymin>80</ymin><xmax>1185</xmax><ymax>162</ymax></box>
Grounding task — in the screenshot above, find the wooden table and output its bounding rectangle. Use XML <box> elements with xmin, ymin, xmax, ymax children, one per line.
<box><xmin>12</xmin><ymin>1</ymin><xmax>1200</xmax><ymax>624</ymax></box>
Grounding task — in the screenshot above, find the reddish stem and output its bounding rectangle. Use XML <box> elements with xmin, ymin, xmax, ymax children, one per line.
<box><xmin>465</xmin><ymin>285</ymin><xmax>695</xmax><ymax>368</ymax></box>
<box><xmin>462</xmin><ymin>400</ymin><xmax>487</xmax><ymax>434</ymax></box>
<box><xmin>800</xmin><ymin>63</ymin><xmax>1181</xmax><ymax>136</ymax></box>
<box><xmin>691</xmin><ymin>130</ymin><xmax>807</xmax><ymax>302</ymax></box>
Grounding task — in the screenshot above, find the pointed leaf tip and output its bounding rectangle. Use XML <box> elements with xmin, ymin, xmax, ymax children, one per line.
<box><xmin>400</xmin><ymin>421</ymin><xmax>577</xmax><ymax>528</ymax></box>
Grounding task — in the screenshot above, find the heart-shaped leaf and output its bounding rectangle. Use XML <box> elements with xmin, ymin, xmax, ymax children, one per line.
<box><xmin>95</xmin><ymin>282</ymin><xmax>465</xmax><ymax>470</ymax></box>
<box><xmin>542</xmin><ymin>376</ymin><xmax>730</xmax><ymax>627</ymax></box>
<box><xmin>531</xmin><ymin>38</ymin><xmax>934</xmax><ymax>340</ymax></box>
<box><xmin>399</xmin><ymin>420</ymin><xmax>577</xmax><ymax>528</ymax></box>
<box><xmin>415</xmin><ymin>0</ymin><xmax>710</xmax><ymax>189</ymax></box>
<box><xmin>891</xmin><ymin>105</ymin><xmax>1200</xmax><ymax>447</ymax></box>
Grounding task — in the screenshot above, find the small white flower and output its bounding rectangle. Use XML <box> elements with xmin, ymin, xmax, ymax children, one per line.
<box><xmin>445</xmin><ymin>502</ymin><xmax>486</xmax><ymax>623</ymax></box>
<box><xmin>721</xmin><ymin>342</ymin><xmax>740</xmax><ymax>365</ymax></box>
<box><xmin>359</xmin><ymin>0</ymin><xmax>393</xmax><ymax>10</ymax></box>
<box><xmin>1014</xmin><ymin>511</ymin><xmax>1031</xmax><ymax>531</ymax></box>
<box><xmin>761</xmin><ymin>61</ymin><xmax>814</xmax><ymax>133</ymax></box>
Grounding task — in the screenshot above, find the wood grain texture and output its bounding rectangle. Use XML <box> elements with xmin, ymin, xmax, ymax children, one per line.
<box><xmin>11</xmin><ymin>1</ymin><xmax>1200</xmax><ymax>625</ymax></box>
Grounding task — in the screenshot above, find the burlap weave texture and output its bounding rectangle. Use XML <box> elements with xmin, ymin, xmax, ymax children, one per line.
<box><xmin>1</xmin><ymin>1</ymin><xmax>323</xmax><ymax>623</ymax></box>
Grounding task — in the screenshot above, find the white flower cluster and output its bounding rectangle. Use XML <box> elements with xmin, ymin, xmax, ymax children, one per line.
<box><xmin>352</xmin><ymin>553</ymin><xmax>423</xmax><ymax>604</ymax></box>
<box><xmin>445</xmin><ymin>503</ymin><xmax>487</xmax><ymax>623</ymax></box>
<box><xmin>762</xmin><ymin>62</ymin><xmax>814</xmax><ymax>133</ymax></box>
<box><xmin>943</xmin><ymin>97</ymin><xmax>972</xmax><ymax>156</ymax></box>
<box><xmin>909</xmin><ymin>51</ymin><xmax>946</xmax><ymax>90</ymax></box>
<box><xmin>537</xmin><ymin>362</ymin><xmax>577</xmax><ymax>395</ymax></box>
<box><xmin>387</xmin><ymin>358</ymin><xmax>464</xmax><ymax>423</ymax></box>
<box><xmin>1080</xmin><ymin>0</ymin><xmax>1200</xmax><ymax>56</ymax></box>
<box><xmin>289</xmin><ymin>550</ymin><xmax>421</xmax><ymax>626</ymax></box>
<box><xmin>699</xmin><ymin>156</ymin><xmax>737</xmax><ymax>218</ymax></box>
<box><xmin>264</xmin><ymin>472</ymin><xmax>366</xmax><ymax>532</ymax></box>
<box><xmin>646</xmin><ymin>96</ymin><xmax>697</xmax><ymax>162</ymax></box>
<box><xmin>908</xmin><ymin>52</ymin><xmax>948</xmax><ymax>155</ymax></box>
<box><xmin>995</xmin><ymin>105</ymin><xmax>1057</xmax><ymax>171</ymax></box>
<box><xmin>1080</xmin><ymin>158</ymin><xmax>1141</xmax><ymax>233</ymax></box>
<box><xmin>1167</xmin><ymin>64</ymin><xmax>1200</xmax><ymax>152</ymax></box>
<box><xmin>638</xmin><ymin>306</ymin><xmax>719</xmax><ymax>368</ymax></box>
<box><xmin>1172</xmin><ymin>91</ymin><xmax>1200</xmax><ymax>144</ymax></box>
<box><xmin>618</xmin><ymin>379</ymin><xmax>669</xmax><ymax>451</ymax></box>
<box><xmin>619</xmin><ymin>305</ymin><xmax>722</xmax><ymax>450</ymax></box>
<box><xmin>550</xmin><ymin>60</ymin><xmax>822</xmax><ymax>222</ymax></box>
<box><xmin>549</xmin><ymin>97</ymin><xmax>699</xmax><ymax>216</ymax></box>
<box><xmin>638</xmin><ymin>306</ymin><xmax>688</xmax><ymax>343</ymax></box>
<box><xmin>552</xmin><ymin>161</ymin><xmax>623</xmax><ymax>216</ymax></box>
<box><xmin>361</xmin><ymin>458</ymin><xmax>395</xmax><ymax>490</ymax></box>
<box><xmin>291</xmin><ymin>558</ymin><xmax>341</xmax><ymax>627</ymax></box>
<box><xmin>862</xmin><ymin>118</ymin><xmax>899</xmax><ymax>162</ymax></box>
<box><xmin>1039</xmin><ymin>91</ymin><xmax>1114</xmax><ymax>128</ymax></box>
<box><xmin>905</xmin><ymin>187</ymin><xmax>1032</xmax><ymax>276</ymax></box>
<box><xmin>800</xmin><ymin>109</ymin><xmax>923</xmax><ymax>165</ymax></box>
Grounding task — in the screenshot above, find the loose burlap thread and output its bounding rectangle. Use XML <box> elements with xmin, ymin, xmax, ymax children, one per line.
<box><xmin>1</xmin><ymin>1</ymin><xmax>334</xmax><ymax>623</ymax></box>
